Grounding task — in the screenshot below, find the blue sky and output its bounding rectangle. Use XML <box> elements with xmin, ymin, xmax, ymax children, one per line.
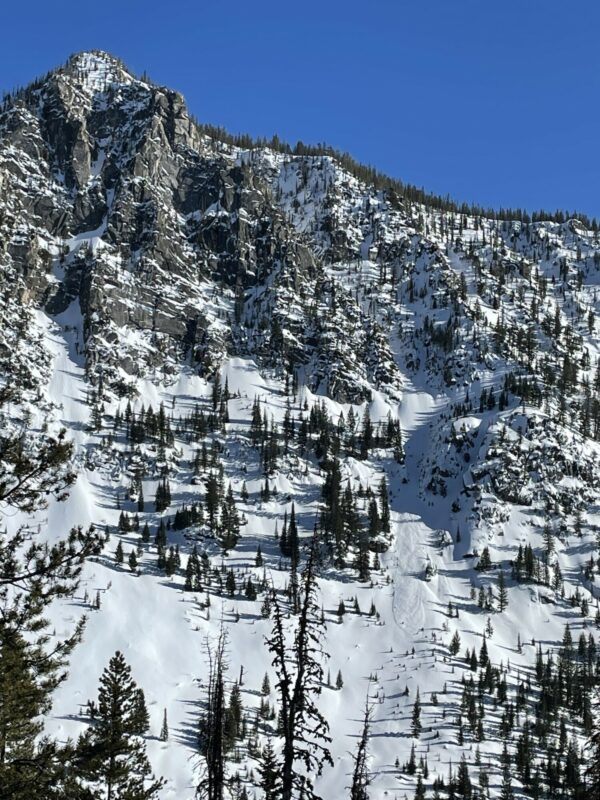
<box><xmin>3</xmin><ymin>0</ymin><xmax>599</xmax><ymax>217</ymax></box>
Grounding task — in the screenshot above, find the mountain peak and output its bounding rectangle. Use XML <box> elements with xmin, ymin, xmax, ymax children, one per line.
<box><xmin>62</xmin><ymin>49</ymin><xmax>136</xmax><ymax>93</ymax></box>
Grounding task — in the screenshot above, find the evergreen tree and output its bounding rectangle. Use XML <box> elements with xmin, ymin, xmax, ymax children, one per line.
<box><xmin>455</xmin><ymin>753</ymin><xmax>471</xmax><ymax>799</ymax></box>
<box><xmin>266</xmin><ymin>541</ymin><xmax>333</xmax><ymax>800</ymax></box>
<box><xmin>499</xmin><ymin>744</ymin><xmax>514</xmax><ymax>800</ymax></box>
<box><xmin>258</xmin><ymin>738</ymin><xmax>280</xmax><ymax>800</ymax></box>
<box><xmin>0</xmin><ymin>396</ymin><xmax>102</xmax><ymax>799</ymax></box>
<box><xmin>497</xmin><ymin>570</ymin><xmax>508</xmax><ymax>612</ymax></box>
<box><xmin>411</xmin><ymin>689</ymin><xmax>422</xmax><ymax>738</ymax></box>
<box><xmin>218</xmin><ymin>484</ymin><xmax>240</xmax><ymax>552</ymax></box>
<box><xmin>414</xmin><ymin>774</ymin><xmax>427</xmax><ymax>800</ymax></box>
<box><xmin>360</xmin><ymin>408</ymin><xmax>373</xmax><ymax>459</ymax></box>
<box><xmin>585</xmin><ymin>688</ymin><xmax>600</xmax><ymax>797</ymax></box>
<box><xmin>350</xmin><ymin>692</ymin><xmax>372</xmax><ymax>800</ymax></box>
<box><xmin>261</xmin><ymin>673</ymin><xmax>271</xmax><ymax>696</ymax></box>
<box><xmin>449</xmin><ymin>631</ymin><xmax>461</xmax><ymax>656</ymax></box>
<box><xmin>154</xmin><ymin>476</ymin><xmax>171</xmax><ymax>513</ymax></box>
<box><xmin>78</xmin><ymin>651</ymin><xmax>163</xmax><ymax>799</ymax></box>
<box><xmin>159</xmin><ymin>709</ymin><xmax>169</xmax><ymax>743</ymax></box>
<box><xmin>128</xmin><ymin>549</ymin><xmax>138</xmax><ymax>573</ymax></box>
<box><xmin>132</xmin><ymin>688</ymin><xmax>150</xmax><ymax>735</ymax></box>
<box><xmin>198</xmin><ymin>629</ymin><xmax>227</xmax><ymax>800</ymax></box>
<box><xmin>476</xmin><ymin>547</ymin><xmax>492</xmax><ymax>571</ymax></box>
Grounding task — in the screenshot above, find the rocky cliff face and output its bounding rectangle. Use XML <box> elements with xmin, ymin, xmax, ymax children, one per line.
<box><xmin>0</xmin><ymin>51</ymin><xmax>406</xmax><ymax>401</ymax></box>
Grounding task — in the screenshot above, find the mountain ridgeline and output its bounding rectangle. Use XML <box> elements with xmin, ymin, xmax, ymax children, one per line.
<box><xmin>2</xmin><ymin>50</ymin><xmax>600</xmax><ymax>800</ymax></box>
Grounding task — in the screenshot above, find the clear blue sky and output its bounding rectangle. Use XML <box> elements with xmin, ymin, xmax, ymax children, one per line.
<box><xmin>3</xmin><ymin>0</ymin><xmax>599</xmax><ymax>217</ymax></box>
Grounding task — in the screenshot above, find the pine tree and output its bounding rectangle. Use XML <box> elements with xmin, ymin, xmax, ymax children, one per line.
<box><xmin>497</xmin><ymin>742</ymin><xmax>514</xmax><ymax>800</ymax></box>
<box><xmin>411</xmin><ymin>689</ymin><xmax>422</xmax><ymax>738</ymax></box>
<box><xmin>288</xmin><ymin>502</ymin><xmax>300</xmax><ymax>611</ymax></box>
<box><xmin>160</xmin><ymin>709</ymin><xmax>169</xmax><ymax>742</ymax></box>
<box><xmin>261</xmin><ymin>673</ymin><xmax>271</xmax><ymax>696</ymax></box>
<box><xmin>543</xmin><ymin>521</ymin><xmax>555</xmax><ymax>560</ymax></box>
<box><xmin>476</xmin><ymin>546</ymin><xmax>492</xmax><ymax>571</ymax></box>
<box><xmin>128</xmin><ymin>549</ymin><xmax>138</xmax><ymax>573</ymax></box>
<box><xmin>0</xmin><ymin>395</ymin><xmax>102</xmax><ymax>799</ymax></box>
<box><xmin>218</xmin><ymin>484</ymin><xmax>240</xmax><ymax>552</ymax></box>
<box><xmin>154</xmin><ymin>476</ymin><xmax>171</xmax><ymax>513</ymax></box>
<box><xmin>360</xmin><ymin>408</ymin><xmax>373</xmax><ymax>459</ymax></box>
<box><xmin>414</xmin><ymin>774</ymin><xmax>427</xmax><ymax>800</ymax></box>
<box><xmin>198</xmin><ymin>628</ymin><xmax>228</xmax><ymax>800</ymax></box>
<box><xmin>78</xmin><ymin>651</ymin><xmax>163</xmax><ymax>799</ymax></box>
<box><xmin>115</xmin><ymin>540</ymin><xmax>124</xmax><ymax>564</ymax></box>
<box><xmin>258</xmin><ymin>738</ymin><xmax>280</xmax><ymax>800</ymax></box>
<box><xmin>350</xmin><ymin>691</ymin><xmax>372</xmax><ymax>800</ymax></box>
<box><xmin>132</xmin><ymin>688</ymin><xmax>150</xmax><ymax>735</ymax></box>
<box><xmin>0</xmin><ymin>630</ymin><xmax>62</xmax><ymax>799</ymax></box>
<box><xmin>585</xmin><ymin>688</ymin><xmax>600</xmax><ymax>797</ymax></box>
<box><xmin>379</xmin><ymin>477</ymin><xmax>390</xmax><ymax>534</ymax></box>
<box><xmin>449</xmin><ymin>631</ymin><xmax>461</xmax><ymax>656</ymax></box>
<box><xmin>498</xmin><ymin>570</ymin><xmax>508</xmax><ymax>612</ymax></box>
<box><xmin>266</xmin><ymin>541</ymin><xmax>333</xmax><ymax>800</ymax></box>
<box><xmin>456</xmin><ymin>753</ymin><xmax>472</xmax><ymax>799</ymax></box>
<box><xmin>223</xmin><ymin>682</ymin><xmax>243</xmax><ymax>751</ymax></box>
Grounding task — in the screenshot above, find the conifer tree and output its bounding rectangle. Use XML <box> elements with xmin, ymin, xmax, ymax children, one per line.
<box><xmin>379</xmin><ymin>477</ymin><xmax>390</xmax><ymax>534</ymax></box>
<box><xmin>585</xmin><ymin>688</ymin><xmax>600</xmax><ymax>797</ymax></box>
<box><xmin>0</xmin><ymin>396</ymin><xmax>102</xmax><ymax>799</ymax></box>
<box><xmin>218</xmin><ymin>484</ymin><xmax>240</xmax><ymax>552</ymax></box>
<box><xmin>411</xmin><ymin>689</ymin><xmax>422</xmax><ymax>738</ymax></box>
<box><xmin>198</xmin><ymin>629</ymin><xmax>228</xmax><ymax>800</ymax></box>
<box><xmin>498</xmin><ymin>742</ymin><xmax>514</xmax><ymax>800</ymax></box>
<box><xmin>497</xmin><ymin>570</ymin><xmax>508</xmax><ymax>612</ymax></box>
<box><xmin>160</xmin><ymin>709</ymin><xmax>169</xmax><ymax>743</ymax></box>
<box><xmin>128</xmin><ymin>549</ymin><xmax>138</xmax><ymax>573</ymax></box>
<box><xmin>258</xmin><ymin>738</ymin><xmax>280</xmax><ymax>800</ymax></box>
<box><xmin>288</xmin><ymin>502</ymin><xmax>300</xmax><ymax>611</ymax></box>
<box><xmin>141</xmin><ymin>522</ymin><xmax>150</xmax><ymax>544</ymax></box>
<box><xmin>449</xmin><ymin>631</ymin><xmax>461</xmax><ymax>656</ymax></box>
<box><xmin>414</xmin><ymin>774</ymin><xmax>427</xmax><ymax>800</ymax></box>
<box><xmin>261</xmin><ymin>673</ymin><xmax>271</xmax><ymax>696</ymax></box>
<box><xmin>455</xmin><ymin>753</ymin><xmax>472</xmax><ymax>799</ymax></box>
<box><xmin>132</xmin><ymin>688</ymin><xmax>150</xmax><ymax>735</ymax></box>
<box><xmin>78</xmin><ymin>651</ymin><xmax>163</xmax><ymax>799</ymax></box>
<box><xmin>266</xmin><ymin>541</ymin><xmax>333</xmax><ymax>800</ymax></box>
<box><xmin>350</xmin><ymin>691</ymin><xmax>372</xmax><ymax>800</ymax></box>
<box><xmin>360</xmin><ymin>408</ymin><xmax>373</xmax><ymax>459</ymax></box>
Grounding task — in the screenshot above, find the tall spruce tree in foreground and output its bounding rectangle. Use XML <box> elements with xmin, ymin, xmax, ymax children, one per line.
<box><xmin>0</xmin><ymin>388</ymin><xmax>103</xmax><ymax>799</ymax></box>
<box><xmin>266</xmin><ymin>540</ymin><xmax>333</xmax><ymax>800</ymax></box>
<box><xmin>78</xmin><ymin>651</ymin><xmax>163</xmax><ymax>800</ymax></box>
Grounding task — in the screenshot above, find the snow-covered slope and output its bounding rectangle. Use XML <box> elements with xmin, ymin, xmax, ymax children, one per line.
<box><xmin>2</xmin><ymin>50</ymin><xmax>600</xmax><ymax>799</ymax></box>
